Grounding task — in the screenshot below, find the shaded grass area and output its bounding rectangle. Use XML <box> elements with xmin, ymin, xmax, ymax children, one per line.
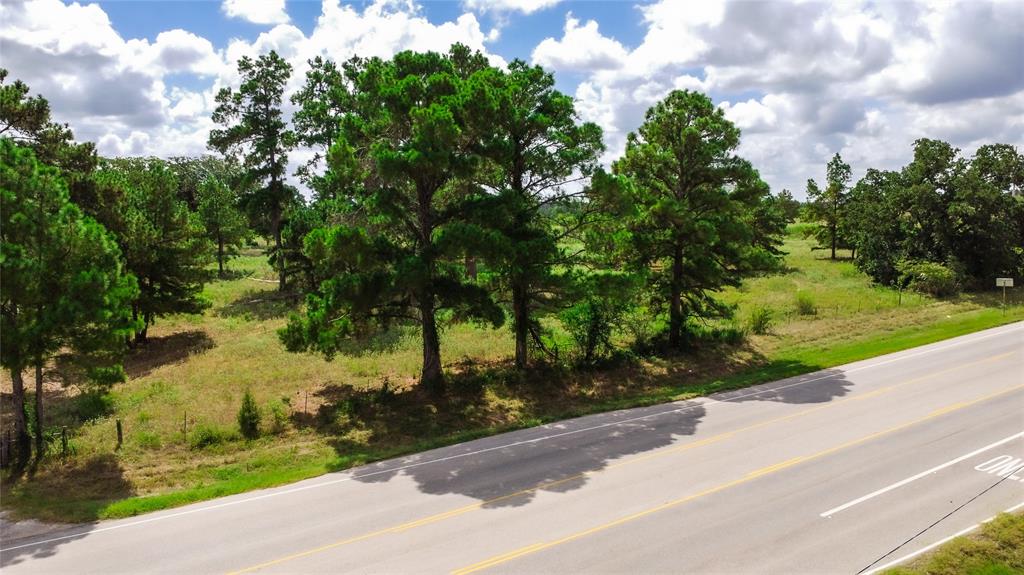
<box><xmin>2</xmin><ymin>235</ymin><xmax>1023</xmax><ymax>523</ymax></box>
<box><xmin>883</xmin><ymin>512</ymin><xmax>1024</xmax><ymax>575</ymax></box>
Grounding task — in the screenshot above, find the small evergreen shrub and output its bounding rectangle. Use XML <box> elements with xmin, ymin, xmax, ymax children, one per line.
<box><xmin>238</xmin><ymin>390</ymin><xmax>261</xmax><ymax>439</ymax></box>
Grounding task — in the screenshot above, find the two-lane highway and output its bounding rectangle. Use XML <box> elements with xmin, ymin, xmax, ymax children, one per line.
<box><xmin>2</xmin><ymin>322</ymin><xmax>1022</xmax><ymax>574</ymax></box>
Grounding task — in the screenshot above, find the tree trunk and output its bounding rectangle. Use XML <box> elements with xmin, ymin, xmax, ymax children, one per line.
<box><xmin>512</xmin><ymin>279</ymin><xmax>529</xmax><ymax>370</ymax></box>
<box><xmin>419</xmin><ymin>297</ymin><xmax>444</xmax><ymax>395</ymax></box>
<box><xmin>136</xmin><ymin>316</ymin><xmax>149</xmax><ymax>344</ymax></box>
<box><xmin>9</xmin><ymin>368</ymin><xmax>30</xmax><ymax>465</ymax></box>
<box><xmin>669</xmin><ymin>245</ymin><xmax>684</xmax><ymax>349</ymax></box>
<box><xmin>465</xmin><ymin>255</ymin><xmax>477</xmax><ymax>281</ymax></box>
<box><xmin>272</xmin><ymin>205</ymin><xmax>285</xmax><ymax>292</ymax></box>
<box><xmin>830</xmin><ymin>222</ymin><xmax>837</xmax><ymax>260</ymax></box>
<box><xmin>34</xmin><ymin>362</ymin><xmax>43</xmax><ymax>458</ymax></box>
<box><xmin>217</xmin><ymin>236</ymin><xmax>225</xmax><ymax>277</ymax></box>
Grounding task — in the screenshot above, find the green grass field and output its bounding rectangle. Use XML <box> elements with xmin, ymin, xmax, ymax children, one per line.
<box><xmin>883</xmin><ymin>512</ymin><xmax>1024</xmax><ymax>575</ymax></box>
<box><xmin>3</xmin><ymin>226</ymin><xmax>1022</xmax><ymax>523</ymax></box>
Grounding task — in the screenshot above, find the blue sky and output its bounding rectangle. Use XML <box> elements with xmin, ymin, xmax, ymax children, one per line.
<box><xmin>2</xmin><ymin>0</ymin><xmax>1022</xmax><ymax>197</ymax></box>
<box><xmin>97</xmin><ymin>0</ymin><xmax>648</xmax><ymax>94</ymax></box>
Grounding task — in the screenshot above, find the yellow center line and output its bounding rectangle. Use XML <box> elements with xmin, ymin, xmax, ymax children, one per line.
<box><xmin>451</xmin><ymin>383</ymin><xmax>1024</xmax><ymax>575</ymax></box>
<box><xmin>226</xmin><ymin>351</ymin><xmax>1015</xmax><ymax>574</ymax></box>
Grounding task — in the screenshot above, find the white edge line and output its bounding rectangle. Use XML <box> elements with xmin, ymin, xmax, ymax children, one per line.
<box><xmin>862</xmin><ymin>500</ymin><xmax>1024</xmax><ymax>575</ymax></box>
<box><xmin>820</xmin><ymin>430</ymin><xmax>1024</xmax><ymax>517</ymax></box>
<box><xmin>2</xmin><ymin>322</ymin><xmax>1021</xmax><ymax>553</ymax></box>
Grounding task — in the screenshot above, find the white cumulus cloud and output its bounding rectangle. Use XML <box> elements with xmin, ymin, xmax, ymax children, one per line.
<box><xmin>221</xmin><ymin>0</ymin><xmax>290</xmax><ymax>25</ymax></box>
<box><xmin>531</xmin><ymin>14</ymin><xmax>628</xmax><ymax>72</ymax></box>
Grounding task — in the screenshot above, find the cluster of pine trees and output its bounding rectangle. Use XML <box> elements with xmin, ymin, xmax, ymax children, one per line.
<box><xmin>9</xmin><ymin>43</ymin><xmax>1017</xmax><ymax>464</ymax></box>
<box><xmin>1</xmin><ymin>70</ymin><xmax>250</xmax><ymax>463</ymax></box>
<box><xmin>202</xmin><ymin>46</ymin><xmax>788</xmax><ymax>393</ymax></box>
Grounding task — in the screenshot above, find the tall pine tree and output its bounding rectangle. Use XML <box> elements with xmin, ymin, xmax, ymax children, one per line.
<box><xmin>209</xmin><ymin>51</ymin><xmax>295</xmax><ymax>291</ymax></box>
<box><xmin>1</xmin><ymin>140</ymin><xmax>137</xmax><ymax>461</ymax></box>
<box><xmin>477</xmin><ymin>60</ymin><xmax>604</xmax><ymax>369</ymax></box>
<box><xmin>280</xmin><ymin>47</ymin><xmax>503</xmax><ymax>393</ymax></box>
<box><xmin>609</xmin><ymin>90</ymin><xmax>783</xmax><ymax>349</ymax></box>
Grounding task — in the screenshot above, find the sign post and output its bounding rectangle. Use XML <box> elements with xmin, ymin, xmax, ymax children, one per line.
<box><xmin>996</xmin><ymin>278</ymin><xmax>1014</xmax><ymax>310</ymax></box>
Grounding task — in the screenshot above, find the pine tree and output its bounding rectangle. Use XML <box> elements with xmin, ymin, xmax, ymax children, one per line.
<box><xmin>93</xmin><ymin>158</ymin><xmax>211</xmax><ymax>343</ymax></box>
<box><xmin>197</xmin><ymin>177</ymin><xmax>249</xmax><ymax>277</ymax></box>
<box><xmin>476</xmin><ymin>60</ymin><xmax>604</xmax><ymax>369</ymax></box>
<box><xmin>209</xmin><ymin>51</ymin><xmax>295</xmax><ymax>291</ymax></box>
<box><xmin>280</xmin><ymin>47</ymin><xmax>503</xmax><ymax>393</ymax></box>
<box><xmin>609</xmin><ymin>90</ymin><xmax>784</xmax><ymax>349</ymax></box>
<box><xmin>1</xmin><ymin>140</ymin><xmax>137</xmax><ymax>461</ymax></box>
<box><xmin>805</xmin><ymin>153</ymin><xmax>852</xmax><ymax>259</ymax></box>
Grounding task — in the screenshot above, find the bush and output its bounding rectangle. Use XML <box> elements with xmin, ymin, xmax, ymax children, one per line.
<box><xmin>747</xmin><ymin>306</ymin><xmax>774</xmax><ymax>335</ymax></box>
<box><xmin>237</xmin><ymin>390</ymin><xmax>261</xmax><ymax>439</ymax></box>
<box><xmin>190</xmin><ymin>424</ymin><xmax>237</xmax><ymax>449</ymax></box>
<box><xmin>558</xmin><ymin>272</ymin><xmax>638</xmax><ymax>365</ymax></box>
<box><xmin>135</xmin><ymin>430</ymin><xmax>162</xmax><ymax>450</ymax></box>
<box><xmin>560</xmin><ymin>298</ymin><xmax>621</xmax><ymax>365</ymax></box>
<box><xmin>265</xmin><ymin>399</ymin><xmax>288</xmax><ymax>435</ymax></box>
<box><xmin>75</xmin><ymin>392</ymin><xmax>115</xmax><ymax>422</ymax></box>
<box><xmin>621</xmin><ymin>305</ymin><xmax>660</xmax><ymax>350</ymax></box>
<box><xmin>898</xmin><ymin>260</ymin><xmax>961</xmax><ymax>297</ymax></box>
<box><xmin>794</xmin><ymin>292</ymin><xmax>817</xmax><ymax>316</ymax></box>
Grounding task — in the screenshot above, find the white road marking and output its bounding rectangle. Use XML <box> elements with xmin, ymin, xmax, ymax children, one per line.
<box><xmin>974</xmin><ymin>455</ymin><xmax>1024</xmax><ymax>480</ymax></box>
<box><xmin>820</xmin><ymin>431</ymin><xmax>1024</xmax><ymax>517</ymax></box>
<box><xmin>2</xmin><ymin>323</ymin><xmax>1021</xmax><ymax>553</ymax></box>
<box><xmin>862</xmin><ymin>500</ymin><xmax>1024</xmax><ymax>575</ymax></box>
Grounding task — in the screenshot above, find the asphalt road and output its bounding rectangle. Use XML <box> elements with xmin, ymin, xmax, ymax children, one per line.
<box><xmin>2</xmin><ymin>322</ymin><xmax>1023</xmax><ymax>574</ymax></box>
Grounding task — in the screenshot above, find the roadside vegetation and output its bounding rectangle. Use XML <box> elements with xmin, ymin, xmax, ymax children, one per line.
<box><xmin>2</xmin><ymin>229</ymin><xmax>1020</xmax><ymax>522</ymax></box>
<box><xmin>2</xmin><ymin>45</ymin><xmax>1022</xmax><ymax>523</ymax></box>
<box><xmin>883</xmin><ymin>512</ymin><xmax>1024</xmax><ymax>575</ymax></box>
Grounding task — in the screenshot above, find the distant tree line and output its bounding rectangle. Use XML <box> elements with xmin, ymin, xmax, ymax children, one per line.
<box><xmin>802</xmin><ymin>145</ymin><xmax>1023</xmax><ymax>294</ymax></box>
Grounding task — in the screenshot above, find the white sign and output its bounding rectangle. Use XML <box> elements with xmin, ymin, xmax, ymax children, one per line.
<box><xmin>996</xmin><ymin>278</ymin><xmax>1014</xmax><ymax>287</ymax></box>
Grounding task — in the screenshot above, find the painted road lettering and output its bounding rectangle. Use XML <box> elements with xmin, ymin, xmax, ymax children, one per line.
<box><xmin>974</xmin><ymin>455</ymin><xmax>1024</xmax><ymax>481</ymax></box>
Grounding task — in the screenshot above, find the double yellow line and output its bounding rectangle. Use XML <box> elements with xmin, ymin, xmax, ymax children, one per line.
<box><xmin>453</xmin><ymin>381</ymin><xmax>1024</xmax><ymax>574</ymax></box>
<box><xmin>227</xmin><ymin>351</ymin><xmax>1016</xmax><ymax>574</ymax></box>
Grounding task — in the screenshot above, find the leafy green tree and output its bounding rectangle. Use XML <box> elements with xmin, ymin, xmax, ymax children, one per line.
<box><xmin>775</xmin><ymin>188</ymin><xmax>801</xmax><ymax>222</ymax></box>
<box><xmin>476</xmin><ymin>60</ymin><xmax>604</xmax><ymax>369</ymax></box>
<box><xmin>93</xmin><ymin>158</ymin><xmax>211</xmax><ymax>343</ymax></box>
<box><xmin>209</xmin><ymin>51</ymin><xmax>295</xmax><ymax>291</ymax></box>
<box><xmin>197</xmin><ymin>177</ymin><xmax>249</xmax><ymax>277</ymax></box>
<box><xmin>167</xmin><ymin>155</ymin><xmax>245</xmax><ymax>210</ymax></box>
<box><xmin>845</xmin><ymin>168</ymin><xmax>905</xmax><ymax>284</ymax></box>
<box><xmin>949</xmin><ymin>144</ymin><xmax>1024</xmax><ymax>284</ymax></box>
<box><xmin>609</xmin><ymin>90</ymin><xmax>784</xmax><ymax>349</ymax></box>
<box><xmin>845</xmin><ymin>140</ymin><xmax>1023</xmax><ymax>288</ymax></box>
<box><xmin>1</xmin><ymin>140</ymin><xmax>137</xmax><ymax>460</ymax></box>
<box><xmin>280</xmin><ymin>47</ymin><xmax>503</xmax><ymax>393</ymax></box>
<box><xmin>805</xmin><ymin>153</ymin><xmax>853</xmax><ymax>259</ymax></box>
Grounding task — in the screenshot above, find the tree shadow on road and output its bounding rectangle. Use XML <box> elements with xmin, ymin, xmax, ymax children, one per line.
<box><xmin>335</xmin><ymin>350</ymin><xmax>852</xmax><ymax>508</ymax></box>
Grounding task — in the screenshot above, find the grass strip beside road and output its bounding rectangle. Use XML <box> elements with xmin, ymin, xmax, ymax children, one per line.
<box><xmin>882</xmin><ymin>511</ymin><xmax>1024</xmax><ymax>575</ymax></box>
